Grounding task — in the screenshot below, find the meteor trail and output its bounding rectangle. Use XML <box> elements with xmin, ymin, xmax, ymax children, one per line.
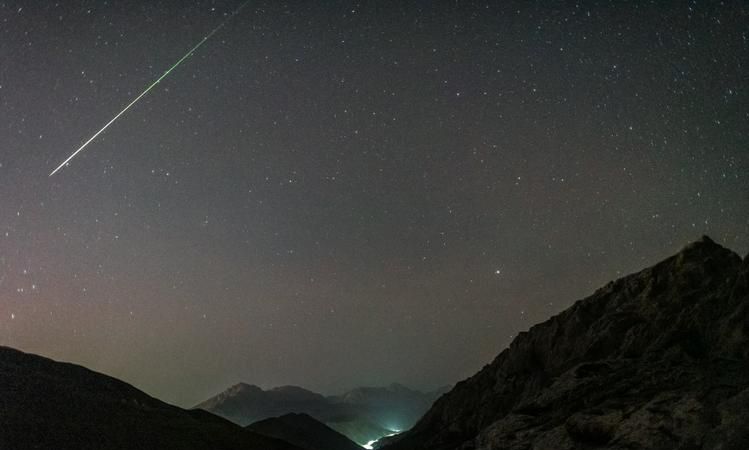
<box><xmin>49</xmin><ymin>0</ymin><xmax>250</xmax><ymax>177</ymax></box>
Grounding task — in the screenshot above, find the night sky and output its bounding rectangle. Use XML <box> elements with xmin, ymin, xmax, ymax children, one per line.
<box><xmin>1</xmin><ymin>1</ymin><xmax>747</xmax><ymax>407</ymax></box>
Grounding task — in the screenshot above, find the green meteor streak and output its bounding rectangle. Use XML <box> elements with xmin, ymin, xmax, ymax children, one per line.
<box><xmin>50</xmin><ymin>0</ymin><xmax>250</xmax><ymax>177</ymax></box>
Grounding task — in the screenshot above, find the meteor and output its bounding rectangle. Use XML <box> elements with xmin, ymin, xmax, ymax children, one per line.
<box><xmin>49</xmin><ymin>0</ymin><xmax>250</xmax><ymax>177</ymax></box>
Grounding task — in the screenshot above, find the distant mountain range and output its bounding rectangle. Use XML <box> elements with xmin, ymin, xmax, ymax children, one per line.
<box><xmin>380</xmin><ymin>236</ymin><xmax>749</xmax><ymax>450</ymax></box>
<box><xmin>194</xmin><ymin>381</ymin><xmax>449</xmax><ymax>445</ymax></box>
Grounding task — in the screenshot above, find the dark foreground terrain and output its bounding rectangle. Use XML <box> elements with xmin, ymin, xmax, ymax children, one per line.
<box><xmin>381</xmin><ymin>236</ymin><xmax>749</xmax><ymax>450</ymax></box>
<box><xmin>0</xmin><ymin>345</ymin><xmax>303</xmax><ymax>450</ymax></box>
<box><xmin>247</xmin><ymin>412</ymin><xmax>363</xmax><ymax>450</ymax></box>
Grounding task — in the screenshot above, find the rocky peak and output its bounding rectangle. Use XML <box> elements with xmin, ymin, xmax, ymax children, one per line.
<box><xmin>383</xmin><ymin>236</ymin><xmax>749</xmax><ymax>450</ymax></box>
<box><xmin>269</xmin><ymin>386</ymin><xmax>326</xmax><ymax>401</ymax></box>
<box><xmin>229</xmin><ymin>383</ymin><xmax>263</xmax><ymax>394</ymax></box>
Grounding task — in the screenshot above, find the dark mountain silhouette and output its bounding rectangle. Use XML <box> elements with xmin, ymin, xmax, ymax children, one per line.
<box><xmin>195</xmin><ymin>382</ymin><xmax>447</xmax><ymax>444</ymax></box>
<box><xmin>0</xmin><ymin>346</ymin><xmax>302</xmax><ymax>450</ymax></box>
<box><xmin>381</xmin><ymin>236</ymin><xmax>749</xmax><ymax>450</ymax></box>
<box><xmin>247</xmin><ymin>413</ymin><xmax>362</xmax><ymax>450</ymax></box>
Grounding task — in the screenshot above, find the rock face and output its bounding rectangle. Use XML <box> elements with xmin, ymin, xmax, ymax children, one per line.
<box><xmin>382</xmin><ymin>236</ymin><xmax>749</xmax><ymax>450</ymax></box>
<box><xmin>247</xmin><ymin>413</ymin><xmax>362</xmax><ymax>450</ymax></box>
<box><xmin>0</xmin><ymin>346</ymin><xmax>302</xmax><ymax>450</ymax></box>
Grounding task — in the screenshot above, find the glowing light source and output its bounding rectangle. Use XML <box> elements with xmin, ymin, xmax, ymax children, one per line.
<box><xmin>361</xmin><ymin>431</ymin><xmax>401</xmax><ymax>449</ymax></box>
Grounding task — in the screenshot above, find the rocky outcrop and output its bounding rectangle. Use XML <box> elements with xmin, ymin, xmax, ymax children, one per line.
<box><xmin>382</xmin><ymin>236</ymin><xmax>749</xmax><ymax>450</ymax></box>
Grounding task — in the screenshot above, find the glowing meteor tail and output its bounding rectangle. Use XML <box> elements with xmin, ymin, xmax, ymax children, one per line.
<box><xmin>49</xmin><ymin>0</ymin><xmax>251</xmax><ymax>177</ymax></box>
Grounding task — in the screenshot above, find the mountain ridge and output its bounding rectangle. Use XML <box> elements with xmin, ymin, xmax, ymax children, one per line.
<box><xmin>0</xmin><ymin>345</ymin><xmax>303</xmax><ymax>450</ymax></box>
<box><xmin>381</xmin><ymin>236</ymin><xmax>749</xmax><ymax>450</ymax></box>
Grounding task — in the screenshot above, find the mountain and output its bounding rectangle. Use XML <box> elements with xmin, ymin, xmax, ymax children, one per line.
<box><xmin>382</xmin><ymin>236</ymin><xmax>749</xmax><ymax>450</ymax></box>
<box><xmin>195</xmin><ymin>383</ymin><xmax>332</xmax><ymax>426</ymax></box>
<box><xmin>0</xmin><ymin>346</ymin><xmax>302</xmax><ymax>450</ymax></box>
<box><xmin>195</xmin><ymin>382</ymin><xmax>447</xmax><ymax>444</ymax></box>
<box><xmin>247</xmin><ymin>413</ymin><xmax>362</xmax><ymax>450</ymax></box>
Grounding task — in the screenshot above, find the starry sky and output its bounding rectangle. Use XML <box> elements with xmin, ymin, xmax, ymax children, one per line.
<box><xmin>0</xmin><ymin>1</ymin><xmax>747</xmax><ymax>407</ymax></box>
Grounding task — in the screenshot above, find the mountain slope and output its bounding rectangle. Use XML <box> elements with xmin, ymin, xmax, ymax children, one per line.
<box><xmin>382</xmin><ymin>236</ymin><xmax>749</xmax><ymax>450</ymax></box>
<box><xmin>326</xmin><ymin>419</ymin><xmax>393</xmax><ymax>447</ymax></box>
<box><xmin>0</xmin><ymin>346</ymin><xmax>302</xmax><ymax>450</ymax></box>
<box><xmin>247</xmin><ymin>413</ymin><xmax>362</xmax><ymax>450</ymax></box>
